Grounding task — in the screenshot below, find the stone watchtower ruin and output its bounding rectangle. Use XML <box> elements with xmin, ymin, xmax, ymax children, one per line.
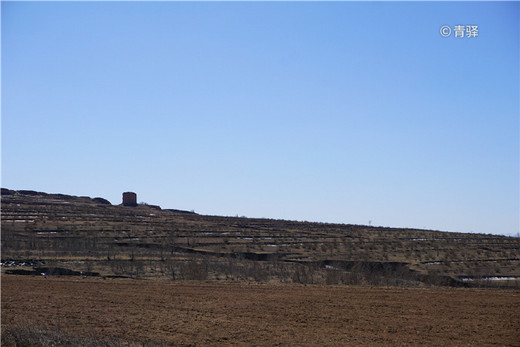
<box><xmin>122</xmin><ymin>192</ymin><xmax>137</xmax><ymax>207</ymax></box>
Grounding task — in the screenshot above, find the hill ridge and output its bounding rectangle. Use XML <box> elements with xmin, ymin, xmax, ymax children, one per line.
<box><xmin>2</xmin><ymin>188</ymin><xmax>519</xmax><ymax>287</ymax></box>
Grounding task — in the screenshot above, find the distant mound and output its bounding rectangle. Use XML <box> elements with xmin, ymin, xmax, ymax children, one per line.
<box><xmin>92</xmin><ymin>197</ymin><xmax>111</xmax><ymax>205</ymax></box>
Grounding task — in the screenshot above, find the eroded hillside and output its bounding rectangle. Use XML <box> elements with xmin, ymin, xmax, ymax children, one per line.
<box><xmin>2</xmin><ymin>188</ymin><xmax>519</xmax><ymax>287</ymax></box>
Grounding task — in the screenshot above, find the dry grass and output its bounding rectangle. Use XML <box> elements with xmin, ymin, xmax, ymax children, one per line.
<box><xmin>2</xmin><ymin>189</ymin><xmax>520</xmax><ymax>286</ymax></box>
<box><xmin>1</xmin><ymin>324</ymin><xmax>130</xmax><ymax>347</ymax></box>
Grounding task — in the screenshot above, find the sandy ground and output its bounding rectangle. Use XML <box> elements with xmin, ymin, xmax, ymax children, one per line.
<box><xmin>2</xmin><ymin>275</ymin><xmax>519</xmax><ymax>346</ymax></box>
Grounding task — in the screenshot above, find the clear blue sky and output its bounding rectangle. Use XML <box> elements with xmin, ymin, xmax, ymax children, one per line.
<box><xmin>2</xmin><ymin>1</ymin><xmax>519</xmax><ymax>236</ymax></box>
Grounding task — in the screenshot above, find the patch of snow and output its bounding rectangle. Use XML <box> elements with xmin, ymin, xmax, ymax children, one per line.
<box><xmin>486</xmin><ymin>277</ymin><xmax>518</xmax><ymax>281</ymax></box>
<box><xmin>460</xmin><ymin>276</ymin><xmax>519</xmax><ymax>282</ymax></box>
<box><xmin>1</xmin><ymin>261</ymin><xmax>34</xmax><ymax>267</ymax></box>
<box><xmin>325</xmin><ymin>265</ymin><xmax>340</xmax><ymax>270</ymax></box>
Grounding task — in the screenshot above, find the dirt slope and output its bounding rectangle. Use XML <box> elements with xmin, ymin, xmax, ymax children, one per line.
<box><xmin>3</xmin><ymin>188</ymin><xmax>520</xmax><ymax>287</ymax></box>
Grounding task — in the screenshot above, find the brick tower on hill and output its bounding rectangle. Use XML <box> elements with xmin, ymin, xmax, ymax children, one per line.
<box><xmin>122</xmin><ymin>192</ymin><xmax>137</xmax><ymax>207</ymax></box>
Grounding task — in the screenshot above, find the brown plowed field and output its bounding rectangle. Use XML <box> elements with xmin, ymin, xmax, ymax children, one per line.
<box><xmin>2</xmin><ymin>275</ymin><xmax>519</xmax><ymax>346</ymax></box>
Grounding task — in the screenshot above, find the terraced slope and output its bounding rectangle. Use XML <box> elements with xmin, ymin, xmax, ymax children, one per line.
<box><xmin>2</xmin><ymin>188</ymin><xmax>519</xmax><ymax>287</ymax></box>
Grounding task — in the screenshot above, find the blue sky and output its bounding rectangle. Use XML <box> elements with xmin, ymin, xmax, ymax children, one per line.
<box><xmin>2</xmin><ymin>1</ymin><xmax>519</xmax><ymax>235</ymax></box>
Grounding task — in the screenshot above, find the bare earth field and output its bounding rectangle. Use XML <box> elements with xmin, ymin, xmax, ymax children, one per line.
<box><xmin>2</xmin><ymin>275</ymin><xmax>519</xmax><ymax>346</ymax></box>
